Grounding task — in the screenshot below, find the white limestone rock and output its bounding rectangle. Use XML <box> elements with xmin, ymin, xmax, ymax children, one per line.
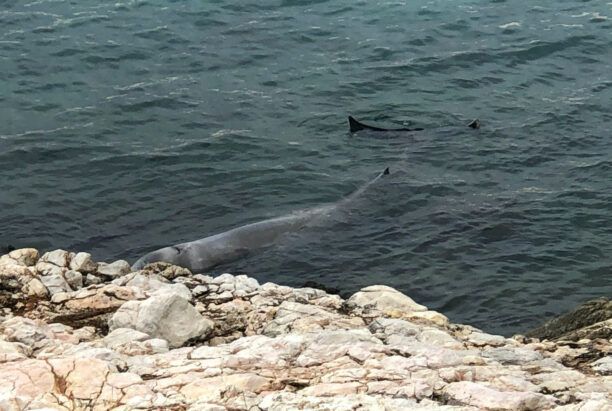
<box><xmin>420</xmin><ymin>328</ymin><xmax>463</xmax><ymax>349</ymax></box>
<box><xmin>591</xmin><ymin>357</ymin><xmax>612</xmax><ymax>376</ymax></box>
<box><xmin>442</xmin><ymin>381</ymin><xmax>555</xmax><ymax>410</ymax></box>
<box><xmin>263</xmin><ymin>301</ymin><xmax>362</xmax><ymax>337</ymax></box>
<box><xmin>39</xmin><ymin>274</ymin><xmax>72</xmax><ymax>295</ymax></box>
<box><xmin>103</xmin><ymin>328</ymin><xmax>151</xmax><ymax>349</ymax></box>
<box><xmin>35</xmin><ymin>261</ymin><xmax>66</xmax><ymax>277</ymax></box>
<box><xmin>467</xmin><ymin>331</ymin><xmax>507</xmax><ymax>347</ymax></box>
<box><xmin>347</xmin><ymin>284</ymin><xmax>427</xmax><ymax>313</ymax></box>
<box><xmin>1</xmin><ymin>317</ymin><xmax>54</xmax><ymax>346</ymax></box>
<box><xmin>193</xmin><ymin>285</ymin><xmax>209</xmax><ymax>297</ymax></box>
<box><xmin>85</xmin><ymin>274</ymin><xmax>102</xmax><ymax>285</ymax></box>
<box><xmin>113</xmin><ymin>273</ymin><xmax>192</xmax><ymax>300</ymax></box>
<box><xmin>8</xmin><ymin>248</ymin><xmax>39</xmax><ymax>266</ymax></box>
<box><xmin>97</xmin><ymin>260</ymin><xmax>131</xmax><ymax>278</ymax></box>
<box><xmin>69</xmin><ymin>252</ymin><xmax>97</xmax><ymax>273</ymax></box>
<box><xmin>109</xmin><ymin>293</ymin><xmax>214</xmax><ymax>348</ymax></box>
<box><xmin>406</xmin><ymin>310</ymin><xmax>450</xmax><ymax>327</ymax></box>
<box><xmin>296</xmin><ymin>329</ymin><xmax>383</xmax><ymax>367</ymax></box>
<box><xmin>39</xmin><ymin>249</ymin><xmax>70</xmax><ymax>267</ymax></box>
<box><xmin>63</xmin><ymin>270</ymin><xmax>83</xmax><ymax>290</ymax></box>
<box><xmin>0</xmin><ymin>340</ymin><xmax>31</xmax><ymax>363</ymax></box>
<box><xmin>22</xmin><ymin>278</ymin><xmax>48</xmax><ymax>298</ymax></box>
<box><xmin>482</xmin><ymin>347</ymin><xmax>543</xmax><ymax>365</ymax></box>
<box><xmin>369</xmin><ymin>317</ymin><xmax>421</xmax><ymax>337</ymax></box>
<box><xmin>151</xmin><ymin>283</ymin><xmax>192</xmax><ymax>300</ymax></box>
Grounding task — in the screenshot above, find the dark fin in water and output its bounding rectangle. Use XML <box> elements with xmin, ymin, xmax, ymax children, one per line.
<box><xmin>349</xmin><ymin>116</ymin><xmax>423</xmax><ymax>133</ymax></box>
<box><xmin>348</xmin><ymin>116</ymin><xmax>362</xmax><ymax>132</ymax></box>
<box><xmin>349</xmin><ymin>116</ymin><xmax>386</xmax><ymax>132</ymax></box>
<box><xmin>468</xmin><ymin>119</ymin><xmax>480</xmax><ymax>129</ymax></box>
<box><xmin>383</xmin><ymin>167</ymin><xmax>390</xmax><ymax>175</ymax></box>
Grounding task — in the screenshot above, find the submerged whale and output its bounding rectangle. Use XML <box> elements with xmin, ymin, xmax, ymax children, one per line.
<box><xmin>132</xmin><ymin>167</ymin><xmax>390</xmax><ymax>273</ymax></box>
<box><xmin>348</xmin><ymin>116</ymin><xmax>480</xmax><ymax>133</ymax></box>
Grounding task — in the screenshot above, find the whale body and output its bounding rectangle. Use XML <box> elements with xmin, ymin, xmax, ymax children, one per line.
<box><xmin>348</xmin><ymin>116</ymin><xmax>480</xmax><ymax>133</ymax></box>
<box><xmin>349</xmin><ymin>116</ymin><xmax>424</xmax><ymax>133</ymax></box>
<box><xmin>132</xmin><ymin>168</ymin><xmax>389</xmax><ymax>273</ymax></box>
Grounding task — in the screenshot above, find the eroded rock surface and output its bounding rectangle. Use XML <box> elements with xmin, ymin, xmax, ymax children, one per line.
<box><xmin>0</xmin><ymin>248</ymin><xmax>609</xmax><ymax>410</ymax></box>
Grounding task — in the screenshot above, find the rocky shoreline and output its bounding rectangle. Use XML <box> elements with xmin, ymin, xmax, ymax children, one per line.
<box><xmin>0</xmin><ymin>248</ymin><xmax>610</xmax><ymax>410</ymax></box>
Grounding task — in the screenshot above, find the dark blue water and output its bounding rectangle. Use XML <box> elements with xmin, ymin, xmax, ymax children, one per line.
<box><xmin>1</xmin><ymin>0</ymin><xmax>611</xmax><ymax>335</ymax></box>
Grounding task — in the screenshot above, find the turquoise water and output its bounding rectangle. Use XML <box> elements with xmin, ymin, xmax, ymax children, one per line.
<box><xmin>1</xmin><ymin>0</ymin><xmax>611</xmax><ymax>335</ymax></box>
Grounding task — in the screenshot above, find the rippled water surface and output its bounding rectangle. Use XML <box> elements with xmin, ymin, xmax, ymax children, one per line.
<box><xmin>2</xmin><ymin>0</ymin><xmax>611</xmax><ymax>334</ymax></box>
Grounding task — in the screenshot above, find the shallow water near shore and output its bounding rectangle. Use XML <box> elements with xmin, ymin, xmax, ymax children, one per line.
<box><xmin>1</xmin><ymin>0</ymin><xmax>611</xmax><ymax>335</ymax></box>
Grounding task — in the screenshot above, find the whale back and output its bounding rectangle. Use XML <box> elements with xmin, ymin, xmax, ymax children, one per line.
<box><xmin>132</xmin><ymin>168</ymin><xmax>389</xmax><ymax>273</ymax></box>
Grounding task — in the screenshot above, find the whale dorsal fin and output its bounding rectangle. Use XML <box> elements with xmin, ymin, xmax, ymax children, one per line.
<box><xmin>348</xmin><ymin>116</ymin><xmax>365</xmax><ymax>132</ymax></box>
<box><xmin>468</xmin><ymin>119</ymin><xmax>480</xmax><ymax>129</ymax></box>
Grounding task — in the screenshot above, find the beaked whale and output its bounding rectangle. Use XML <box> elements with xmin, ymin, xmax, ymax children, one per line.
<box><xmin>348</xmin><ymin>116</ymin><xmax>480</xmax><ymax>133</ymax></box>
<box><xmin>132</xmin><ymin>167</ymin><xmax>390</xmax><ymax>273</ymax></box>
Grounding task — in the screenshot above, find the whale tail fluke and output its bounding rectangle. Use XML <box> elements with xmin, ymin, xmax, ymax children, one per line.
<box><xmin>342</xmin><ymin>167</ymin><xmax>390</xmax><ymax>204</ymax></box>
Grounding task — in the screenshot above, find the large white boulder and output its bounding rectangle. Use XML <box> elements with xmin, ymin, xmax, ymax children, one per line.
<box><xmin>347</xmin><ymin>285</ymin><xmax>427</xmax><ymax>313</ymax></box>
<box><xmin>109</xmin><ymin>292</ymin><xmax>213</xmax><ymax>348</ymax></box>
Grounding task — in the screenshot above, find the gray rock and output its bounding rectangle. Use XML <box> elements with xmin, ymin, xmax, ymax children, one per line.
<box><xmin>525</xmin><ymin>297</ymin><xmax>611</xmax><ymax>341</ymax></box>
<box><xmin>50</xmin><ymin>292</ymin><xmax>71</xmax><ymax>304</ymax></box>
<box><xmin>109</xmin><ymin>293</ymin><xmax>214</xmax><ymax>348</ymax></box>
<box><xmin>482</xmin><ymin>347</ymin><xmax>543</xmax><ymax>365</ymax></box>
<box><xmin>22</xmin><ymin>278</ymin><xmax>48</xmax><ymax>298</ymax></box>
<box><xmin>97</xmin><ymin>260</ymin><xmax>131</xmax><ymax>278</ymax></box>
<box><xmin>193</xmin><ymin>285</ymin><xmax>209</xmax><ymax>297</ymax></box>
<box><xmin>468</xmin><ymin>331</ymin><xmax>507</xmax><ymax>347</ymax></box>
<box><xmin>103</xmin><ymin>328</ymin><xmax>151</xmax><ymax>349</ymax></box>
<box><xmin>368</xmin><ymin>318</ymin><xmax>421</xmax><ymax>339</ymax></box>
<box><xmin>591</xmin><ymin>356</ymin><xmax>612</xmax><ymax>375</ymax></box>
<box><xmin>39</xmin><ymin>249</ymin><xmax>70</xmax><ymax>268</ymax></box>
<box><xmin>2</xmin><ymin>317</ymin><xmax>52</xmax><ymax>346</ymax></box>
<box><xmin>69</xmin><ymin>252</ymin><xmax>97</xmax><ymax>273</ymax></box>
<box><xmin>63</xmin><ymin>270</ymin><xmax>83</xmax><ymax>290</ymax></box>
<box><xmin>40</xmin><ymin>274</ymin><xmax>72</xmax><ymax>295</ymax></box>
<box><xmin>35</xmin><ymin>261</ymin><xmax>65</xmax><ymax>277</ymax></box>
<box><xmin>85</xmin><ymin>274</ymin><xmax>102</xmax><ymax>285</ymax></box>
